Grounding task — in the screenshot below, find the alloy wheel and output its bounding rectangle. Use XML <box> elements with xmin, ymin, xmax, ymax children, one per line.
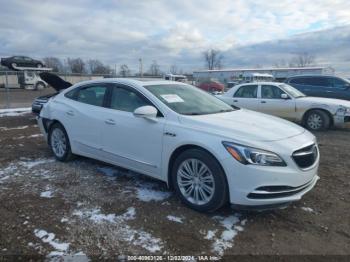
<box><xmin>177</xmin><ymin>159</ymin><xmax>215</xmax><ymax>205</ymax></box>
<box><xmin>51</xmin><ymin>128</ymin><xmax>67</xmax><ymax>158</ymax></box>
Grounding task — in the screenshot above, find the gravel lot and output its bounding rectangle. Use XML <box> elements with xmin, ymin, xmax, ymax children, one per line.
<box><xmin>0</xmin><ymin>113</ymin><xmax>349</xmax><ymax>260</ymax></box>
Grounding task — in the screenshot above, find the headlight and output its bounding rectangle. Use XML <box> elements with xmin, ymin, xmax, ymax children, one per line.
<box><xmin>222</xmin><ymin>142</ymin><xmax>287</xmax><ymax>166</ymax></box>
<box><xmin>336</xmin><ymin>106</ymin><xmax>350</xmax><ymax>115</ymax></box>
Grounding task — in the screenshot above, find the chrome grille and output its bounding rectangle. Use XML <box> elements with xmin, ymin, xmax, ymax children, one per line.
<box><xmin>292</xmin><ymin>144</ymin><xmax>318</xmax><ymax>170</ymax></box>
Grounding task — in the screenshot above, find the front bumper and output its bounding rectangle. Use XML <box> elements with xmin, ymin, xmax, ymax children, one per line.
<box><xmin>221</xmin><ymin>148</ymin><xmax>319</xmax><ymax>207</ymax></box>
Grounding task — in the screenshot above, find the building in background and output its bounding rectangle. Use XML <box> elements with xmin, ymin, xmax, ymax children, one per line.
<box><xmin>193</xmin><ymin>67</ymin><xmax>335</xmax><ymax>85</ymax></box>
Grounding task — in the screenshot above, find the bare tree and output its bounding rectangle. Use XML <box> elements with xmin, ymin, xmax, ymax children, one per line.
<box><xmin>149</xmin><ymin>60</ymin><xmax>161</xmax><ymax>76</ymax></box>
<box><xmin>203</xmin><ymin>49</ymin><xmax>223</xmax><ymax>70</ymax></box>
<box><xmin>273</xmin><ymin>59</ymin><xmax>288</xmax><ymax>68</ymax></box>
<box><xmin>42</xmin><ymin>57</ymin><xmax>63</xmax><ymax>72</ymax></box>
<box><xmin>119</xmin><ymin>64</ymin><xmax>130</xmax><ymax>77</ymax></box>
<box><xmin>67</xmin><ymin>58</ymin><xmax>85</xmax><ymax>74</ymax></box>
<box><xmin>87</xmin><ymin>59</ymin><xmax>110</xmax><ymax>74</ymax></box>
<box><xmin>289</xmin><ymin>52</ymin><xmax>315</xmax><ymax>67</ymax></box>
<box><xmin>170</xmin><ymin>64</ymin><xmax>178</xmax><ymax>74</ymax></box>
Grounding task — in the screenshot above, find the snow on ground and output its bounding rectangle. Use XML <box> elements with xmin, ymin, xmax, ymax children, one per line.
<box><xmin>0</xmin><ymin>125</ymin><xmax>29</xmax><ymax>131</ymax></box>
<box><xmin>18</xmin><ymin>158</ymin><xmax>55</xmax><ymax>169</ymax></box>
<box><xmin>210</xmin><ymin>215</ymin><xmax>247</xmax><ymax>256</ymax></box>
<box><xmin>0</xmin><ymin>107</ymin><xmax>31</xmax><ymax>117</ymax></box>
<box><xmin>71</xmin><ymin>206</ymin><xmax>163</xmax><ymax>253</ymax></box>
<box><xmin>301</xmin><ymin>207</ymin><xmax>315</xmax><ymax>213</ymax></box>
<box><xmin>136</xmin><ymin>187</ymin><xmax>172</xmax><ymax>202</ymax></box>
<box><xmin>98</xmin><ymin>165</ymin><xmax>172</xmax><ymax>202</ymax></box>
<box><xmin>166</xmin><ymin>215</ymin><xmax>183</xmax><ymax>223</ymax></box>
<box><xmin>40</xmin><ymin>190</ymin><xmax>54</xmax><ymax>198</ymax></box>
<box><xmin>34</xmin><ymin>229</ymin><xmax>70</xmax><ymax>254</ymax></box>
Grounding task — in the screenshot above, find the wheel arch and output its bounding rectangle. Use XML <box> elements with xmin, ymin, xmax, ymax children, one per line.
<box><xmin>302</xmin><ymin>108</ymin><xmax>334</xmax><ymax>127</ymax></box>
<box><xmin>167</xmin><ymin>144</ymin><xmax>229</xmax><ymax>194</ymax></box>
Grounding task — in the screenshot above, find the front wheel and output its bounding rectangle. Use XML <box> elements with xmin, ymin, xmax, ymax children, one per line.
<box><xmin>172</xmin><ymin>149</ymin><xmax>228</xmax><ymax>212</ymax></box>
<box><xmin>48</xmin><ymin>123</ymin><xmax>74</xmax><ymax>161</ymax></box>
<box><xmin>304</xmin><ymin>110</ymin><xmax>330</xmax><ymax>131</ymax></box>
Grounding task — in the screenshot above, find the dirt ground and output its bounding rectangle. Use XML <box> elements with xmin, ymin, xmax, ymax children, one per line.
<box><xmin>0</xmin><ymin>114</ymin><xmax>349</xmax><ymax>261</ymax></box>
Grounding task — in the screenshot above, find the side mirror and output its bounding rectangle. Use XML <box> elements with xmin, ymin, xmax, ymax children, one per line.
<box><xmin>133</xmin><ymin>105</ymin><xmax>158</xmax><ymax>120</ymax></box>
<box><xmin>281</xmin><ymin>93</ymin><xmax>289</xmax><ymax>99</ymax></box>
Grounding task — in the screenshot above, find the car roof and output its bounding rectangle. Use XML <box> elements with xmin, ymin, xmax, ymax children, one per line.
<box><xmin>237</xmin><ymin>81</ymin><xmax>280</xmax><ymax>86</ymax></box>
<box><xmin>287</xmin><ymin>74</ymin><xmax>338</xmax><ymax>79</ymax></box>
<box><xmin>72</xmin><ymin>78</ymin><xmax>186</xmax><ymax>87</ymax></box>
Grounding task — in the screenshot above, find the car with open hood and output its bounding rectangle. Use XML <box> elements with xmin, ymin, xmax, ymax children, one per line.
<box><xmin>37</xmin><ymin>78</ymin><xmax>319</xmax><ymax>212</ymax></box>
<box><xmin>217</xmin><ymin>82</ymin><xmax>350</xmax><ymax>131</ymax></box>
<box><xmin>32</xmin><ymin>72</ymin><xmax>72</xmax><ymax>114</ymax></box>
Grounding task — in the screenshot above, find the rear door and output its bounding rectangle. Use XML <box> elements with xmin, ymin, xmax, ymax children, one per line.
<box><xmin>60</xmin><ymin>83</ymin><xmax>109</xmax><ymax>156</ymax></box>
<box><xmin>230</xmin><ymin>84</ymin><xmax>259</xmax><ymax>110</ymax></box>
<box><xmin>258</xmin><ymin>84</ymin><xmax>296</xmax><ymax>120</ymax></box>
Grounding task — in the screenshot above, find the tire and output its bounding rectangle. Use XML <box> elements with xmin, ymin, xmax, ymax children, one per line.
<box><xmin>37</xmin><ymin>63</ymin><xmax>43</xmax><ymax>68</ymax></box>
<box><xmin>171</xmin><ymin>149</ymin><xmax>228</xmax><ymax>212</ymax></box>
<box><xmin>304</xmin><ymin>109</ymin><xmax>330</xmax><ymax>131</ymax></box>
<box><xmin>48</xmin><ymin>123</ymin><xmax>74</xmax><ymax>161</ymax></box>
<box><xmin>35</xmin><ymin>82</ymin><xmax>45</xmax><ymax>90</ymax></box>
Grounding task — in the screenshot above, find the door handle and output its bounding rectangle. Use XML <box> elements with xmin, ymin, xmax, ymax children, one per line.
<box><xmin>105</xmin><ymin>119</ymin><xmax>116</xmax><ymax>125</ymax></box>
<box><xmin>233</xmin><ymin>100</ymin><xmax>238</xmax><ymax>102</ymax></box>
<box><xmin>66</xmin><ymin>110</ymin><xmax>74</xmax><ymax>116</ymax></box>
<box><xmin>261</xmin><ymin>101</ymin><xmax>266</xmax><ymax>103</ymax></box>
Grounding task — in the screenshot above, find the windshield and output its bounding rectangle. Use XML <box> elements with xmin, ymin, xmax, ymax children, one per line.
<box><xmin>279</xmin><ymin>83</ymin><xmax>306</xmax><ymax>98</ymax></box>
<box><xmin>145</xmin><ymin>84</ymin><xmax>234</xmax><ymax>115</ymax></box>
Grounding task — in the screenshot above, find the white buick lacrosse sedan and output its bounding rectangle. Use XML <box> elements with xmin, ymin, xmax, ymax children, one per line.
<box><xmin>38</xmin><ymin>78</ymin><xmax>319</xmax><ymax>212</ymax></box>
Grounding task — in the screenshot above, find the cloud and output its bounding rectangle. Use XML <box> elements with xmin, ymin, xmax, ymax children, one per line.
<box><xmin>0</xmin><ymin>0</ymin><xmax>349</xmax><ymax>74</ymax></box>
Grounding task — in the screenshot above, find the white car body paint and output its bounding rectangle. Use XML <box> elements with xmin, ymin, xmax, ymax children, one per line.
<box><xmin>38</xmin><ymin>79</ymin><xmax>320</xmax><ymax>208</ymax></box>
<box><xmin>217</xmin><ymin>82</ymin><xmax>350</xmax><ymax>128</ymax></box>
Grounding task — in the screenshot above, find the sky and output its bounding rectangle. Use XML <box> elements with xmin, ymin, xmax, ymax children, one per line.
<box><xmin>1</xmin><ymin>0</ymin><xmax>350</xmax><ymax>75</ymax></box>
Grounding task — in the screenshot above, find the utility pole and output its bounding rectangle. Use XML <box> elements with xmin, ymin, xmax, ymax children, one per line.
<box><xmin>139</xmin><ymin>58</ymin><xmax>143</xmax><ymax>78</ymax></box>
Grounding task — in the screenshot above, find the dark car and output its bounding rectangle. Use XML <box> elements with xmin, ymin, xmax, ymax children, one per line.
<box><xmin>286</xmin><ymin>75</ymin><xmax>350</xmax><ymax>100</ymax></box>
<box><xmin>32</xmin><ymin>72</ymin><xmax>72</xmax><ymax>114</ymax></box>
<box><xmin>1</xmin><ymin>56</ymin><xmax>44</xmax><ymax>70</ymax></box>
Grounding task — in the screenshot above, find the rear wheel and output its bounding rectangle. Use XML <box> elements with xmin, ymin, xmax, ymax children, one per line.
<box><xmin>37</xmin><ymin>63</ymin><xmax>43</xmax><ymax>68</ymax></box>
<box><xmin>48</xmin><ymin>123</ymin><xmax>74</xmax><ymax>161</ymax></box>
<box><xmin>172</xmin><ymin>149</ymin><xmax>228</xmax><ymax>212</ymax></box>
<box><xmin>304</xmin><ymin>110</ymin><xmax>330</xmax><ymax>131</ymax></box>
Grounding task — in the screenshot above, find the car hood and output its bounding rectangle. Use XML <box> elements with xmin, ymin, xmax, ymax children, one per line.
<box><xmin>296</xmin><ymin>96</ymin><xmax>350</xmax><ymax>107</ymax></box>
<box><xmin>179</xmin><ymin>109</ymin><xmax>305</xmax><ymax>142</ymax></box>
<box><xmin>39</xmin><ymin>72</ymin><xmax>72</xmax><ymax>91</ymax></box>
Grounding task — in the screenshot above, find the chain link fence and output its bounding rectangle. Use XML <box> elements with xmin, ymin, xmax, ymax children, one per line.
<box><xmin>0</xmin><ymin>71</ymin><xmax>112</xmax><ymax>109</ymax></box>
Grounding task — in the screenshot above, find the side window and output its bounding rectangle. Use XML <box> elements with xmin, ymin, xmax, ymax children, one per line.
<box><xmin>110</xmin><ymin>86</ymin><xmax>151</xmax><ymax>112</ymax></box>
<box><xmin>308</xmin><ymin>77</ymin><xmax>328</xmax><ymax>87</ymax></box>
<box><xmin>65</xmin><ymin>89</ymin><xmax>78</xmax><ymax>99</ymax></box>
<box><xmin>234</xmin><ymin>85</ymin><xmax>258</xmax><ymax>98</ymax></box>
<box><xmin>290</xmin><ymin>78</ymin><xmax>306</xmax><ymax>84</ymax></box>
<box><xmin>76</xmin><ymin>85</ymin><xmax>107</xmax><ymax>106</ymax></box>
<box><xmin>328</xmin><ymin>78</ymin><xmax>347</xmax><ymax>89</ymax></box>
<box><xmin>261</xmin><ymin>85</ymin><xmax>285</xmax><ymax>99</ymax></box>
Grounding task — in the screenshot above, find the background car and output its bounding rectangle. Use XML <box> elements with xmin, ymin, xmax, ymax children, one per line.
<box><xmin>198</xmin><ymin>80</ymin><xmax>225</xmax><ymax>93</ymax></box>
<box><xmin>1</xmin><ymin>56</ymin><xmax>45</xmax><ymax>70</ymax></box>
<box><xmin>217</xmin><ymin>82</ymin><xmax>350</xmax><ymax>131</ymax></box>
<box><xmin>286</xmin><ymin>75</ymin><xmax>350</xmax><ymax>100</ymax></box>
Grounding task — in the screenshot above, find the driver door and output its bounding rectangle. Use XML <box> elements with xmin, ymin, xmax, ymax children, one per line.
<box><xmin>101</xmin><ymin>84</ymin><xmax>165</xmax><ymax>178</ymax></box>
<box><xmin>258</xmin><ymin>84</ymin><xmax>296</xmax><ymax>120</ymax></box>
